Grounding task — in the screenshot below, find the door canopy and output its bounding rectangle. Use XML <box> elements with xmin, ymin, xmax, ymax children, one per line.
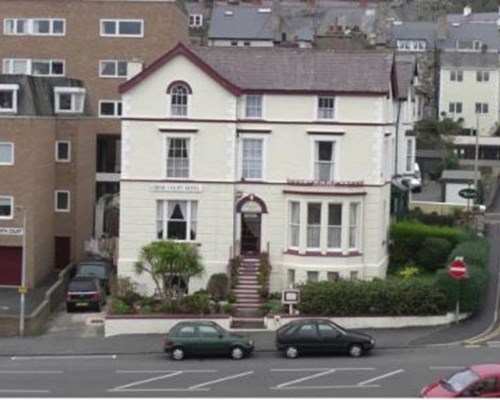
<box><xmin>236</xmin><ymin>194</ymin><xmax>268</xmax><ymax>214</ymax></box>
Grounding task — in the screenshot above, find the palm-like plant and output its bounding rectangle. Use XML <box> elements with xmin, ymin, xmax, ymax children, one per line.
<box><xmin>134</xmin><ymin>240</ymin><xmax>204</xmax><ymax>301</ymax></box>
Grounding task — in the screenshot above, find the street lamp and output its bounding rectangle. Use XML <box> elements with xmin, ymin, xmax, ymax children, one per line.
<box><xmin>16</xmin><ymin>205</ymin><xmax>27</xmax><ymax>337</ymax></box>
<box><xmin>473</xmin><ymin>112</ymin><xmax>481</xmax><ymax>202</ymax></box>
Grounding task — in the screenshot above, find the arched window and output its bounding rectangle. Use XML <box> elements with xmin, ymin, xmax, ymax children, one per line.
<box><xmin>167</xmin><ymin>82</ymin><xmax>191</xmax><ymax>117</ymax></box>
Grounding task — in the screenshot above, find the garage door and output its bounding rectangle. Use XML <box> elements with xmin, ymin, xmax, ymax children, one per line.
<box><xmin>0</xmin><ymin>246</ymin><xmax>22</xmax><ymax>285</ymax></box>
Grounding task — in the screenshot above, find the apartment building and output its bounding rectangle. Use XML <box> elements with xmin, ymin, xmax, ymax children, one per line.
<box><xmin>0</xmin><ymin>0</ymin><xmax>188</xmax><ymax>287</ymax></box>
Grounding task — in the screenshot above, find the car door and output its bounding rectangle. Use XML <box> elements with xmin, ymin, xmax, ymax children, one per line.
<box><xmin>292</xmin><ymin>322</ymin><xmax>321</xmax><ymax>353</ymax></box>
<box><xmin>461</xmin><ymin>377</ymin><xmax>498</xmax><ymax>397</ymax></box>
<box><xmin>174</xmin><ymin>324</ymin><xmax>197</xmax><ymax>355</ymax></box>
<box><xmin>197</xmin><ymin>325</ymin><xmax>228</xmax><ymax>355</ymax></box>
<box><xmin>317</xmin><ymin>321</ymin><xmax>344</xmax><ymax>353</ymax></box>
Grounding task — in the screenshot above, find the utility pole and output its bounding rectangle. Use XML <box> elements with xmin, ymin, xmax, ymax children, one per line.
<box><xmin>18</xmin><ymin>206</ymin><xmax>27</xmax><ymax>336</ymax></box>
<box><xmin>473</xmin><ymin>112</ymin><xmax>480</xmax><ymax>202</ymax></box>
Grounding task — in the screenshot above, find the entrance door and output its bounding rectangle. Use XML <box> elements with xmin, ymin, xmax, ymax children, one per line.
<box><xmin>240</xmin><ymin>212</ymin><xmax>261</xmax><ymax>254</ymax></box>
<box><xmin>0</xmin><ymin>246</ymin><xmax>22</xmax><ymax>285</ymax></box>
<box><xmin>55</xmin><ymin>236</ymin><xmax>71</xmax><ymax>270</ymax></box>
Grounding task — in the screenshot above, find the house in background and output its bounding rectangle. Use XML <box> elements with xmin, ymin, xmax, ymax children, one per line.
<box><xmin>0</xmin><ymin>0</ymin><xmax>188</xmax><ymax>287</ymax></box>
<box><xmin>117</xmin><ymin>43</ymin><xmax>419</xmax><ymax>308</ymax></box>
<box><xmin>0</xmin><ymin>75</ymin><xmax>95</xmax><ymax>287</ymax></box>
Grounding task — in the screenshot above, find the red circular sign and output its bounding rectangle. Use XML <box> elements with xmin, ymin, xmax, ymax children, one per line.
<box><xmin>448</xmin><ymin>258</ymin><xmax>467</xmax><ymax>279</ymax></box>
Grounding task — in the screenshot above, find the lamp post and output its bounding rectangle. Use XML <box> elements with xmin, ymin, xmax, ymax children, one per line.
<box><xmin>16</xmin><ymin>206</ymin><xmax>27</xmax><ymax>337</ymax></box>
<box><xmin>473</xmin><ymin>112</ymin><xmax>480</xmax><ymax>202</ymax></box>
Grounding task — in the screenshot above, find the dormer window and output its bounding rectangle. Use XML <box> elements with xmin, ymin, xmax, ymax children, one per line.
<box><xmin>167</xmin><ymin>82</ymin><xmax>191</xmax><ymax>117</ymax></box>
<box><xmin>0</xmin><ymin>84</ymin><xmax>19</xmax><ymax>113</ymax></box>
<box><xmin>456</xmin><ymin>40</ymin><xmax>482</xmax><ymax>51</ymax></box>
<box><xmin>189</xmin><ymin>14</ymin><xmax>203</xmax><ymax>28</ymax></box>
<box><xmin>54</xmin><ymin>87</ymin><xmax>85</xmax><ymax>114</ymax></box>
<box><xmin>317</xmin><ymin>96</ymin><xmax>335</xmax><ymax>120</ymax></box>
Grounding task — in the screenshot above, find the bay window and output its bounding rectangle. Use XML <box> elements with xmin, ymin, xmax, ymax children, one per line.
<box><xmin>306</xmin><ymin>203</ymin><xmax>321</xmax><ymax>249</ymax></box>
<box><xmin>157</xmin><ymin>200</ymin><xmax>198</xmax><ymax>241</ymax></box>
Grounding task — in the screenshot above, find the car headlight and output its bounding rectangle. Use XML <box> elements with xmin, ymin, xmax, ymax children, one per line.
<box><xmin>248</xmin><ymin>340</ymin><xmax>254</xmax><ymax>346</ymax></box>
<box><xmin>370</xmin><ymin>338</ymin><xmax>375</xmax><ymax>344</ymax></box>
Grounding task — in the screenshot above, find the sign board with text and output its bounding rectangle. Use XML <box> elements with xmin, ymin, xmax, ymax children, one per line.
<box><xmin>0</xmin><ymin>227</ymin><xmax>24</xmax><ymax>236</ymax></box>
<box><xmin>282</xmin><ymin>289</ymin><xmax>300</xmax><ymax>305</ymax></box>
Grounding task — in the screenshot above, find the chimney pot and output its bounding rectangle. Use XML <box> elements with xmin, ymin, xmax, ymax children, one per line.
<box><xmin>463</xmin><ymin>5</ymin><xmax>472</xmax><ymax>17</ymax></box>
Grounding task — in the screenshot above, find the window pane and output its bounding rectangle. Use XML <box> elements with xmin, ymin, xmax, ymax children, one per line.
<box><xmin>52</xmin><ymin>61</ymin><xmax>64</xmax><ymax>75</ymax></box>
<box><xmin>119</xmin><ymin>21</ymin><xmax>141</xmax><ymax>35</ymax></box>
<box><xmin>315</xmin><ymin>141</ymin><xmax>334</xmax><ymax>181</ymax></box>
<box><xmin>117</xmin><ymin>61</ymin><xmax>128</xmax><ymax>76</ymax></box>
<box><xmin>242</xmin><ymin>138</ymin><xmax>262</xmax><ymax>179</ymax></box>
<box><xmin>57</xmin><ymin>142</ymin><xmax>69</xmax><ymax>160</ymax></box>
<box><xmin>327</xmin><ymin>204</ymin><xmax>341</xmax><ymax>248</ymax></box>
<box><xmin>53</xmin><ymin>20</ymin><xmax>64</xmax><ymax>34</ymax></box>
<box><xmin>307</xmin><ymin>203</ymin><xmax>321</xmax><ymax>248</ymax></box>
<box><xmin>32</xmin><ymin>61</ymin><xmax>50</xmax><ymax>75</ymax></box>
<box><xmin>0</xmin><ymin>198</ymin><xmax>12</xmax><ymax>217</ymax></box>
<box><xmin>33</xmin><ymin>20</ymin><xmax>50</xmax><ymax>33</ymax></box>
<box><xmin>100</xmin><ymin>102</ymin><xmax>115</xmax><ymax>115</ymax></box>
<box><xmin>289</xmin><ymin>201</ymin><xmax>300</xmax><ymax>247</ymax></box>
<box><xmin>57</xmin><ymin>192</ymin><xmax>69</xmax><ymax>210</ymax></box>
<box><xmin>101</xmin><ymin>62</ymin><xmax>116</xmax><ymax>76</ymax></box>
<box><xmin>103</xmin><ymin>21</ymin><xmax>116</xmax><ymax>34</ymax></box>
<box><xmin>59</xmin><ymin>93</ymin><xmax>72</xmax><ymax>110</ymax></box>
<box><xmin>0</xmin><ymin>91</ymin><xmax>13</xmax><ymax>109</ymax></box>
<box><xmin>167</xmin><ymin>138</ymin><xmax>189</xmax><ymax>178</ymax></box>
<box><xmin>0</xmin><ymin>144</ymin><xmax>12</xmax><ymax>163</ymax></box>
<box><xmin>307</xmin><ymin>271</ymin><xmax>319</xmax><ymax>282</ymax></box>
<box><xmin>12</xmin><ymin>60</ymin><xmax>28</xmax><ymax>74</ymax></box>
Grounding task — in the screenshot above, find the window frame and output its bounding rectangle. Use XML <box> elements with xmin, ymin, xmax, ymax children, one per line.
<box><xmin>405</xmin><ymin>137</ymin><xmax>415</xmax><ymax>173</ymax></box>
<box><xmin>476</xmin><ymin>71</ymin><xmax>490</xmax><ymax>82</ymax></box>
<box><xmin>0</xmin><ymin>84</ymin><xmax>19</xmax><ymax>113</ymax></box>
<box><xmin>168</xmin><ymin>82</ymin><xmax>191</xmax><ymax>117</ymax></box>
<box><xmin>327</xmin><ymin>203</ymin><xmax>342</xmax><ymax>250</ymax></box>
<box><xmin>475</xmin><ymin>103</ymin><xmax>489</xmax><ymax>114</ymax></box>
<box><xmin>311</xmin><ymin>138</ymin><xmax>337</xmax><ymax>182</ymax></box>
<box><xmin>98</xmin><ymin>100</ymin><xmax>122</xmax><ymax>118</ymax></box>
<box><xmin>317</xmin><ymin>95</ymin><xmax>335</xmax><ymax>120</ymax></box>
<box><xmin>188</xmin><ymin>14</ymin><xmax>203</xmax><ymax>28</ymax></box>
<box><xmin>55</xmin><ymin>190</ymin><xmax>70</xmax><ymax>212</ymax></box>
<box><xmin>55</xmin><ymin>141</ymin><xmax>71</xmax><ymax>163</ymax></box>
<box><xmin>4</xmin><ymin>18</ymin><xmax>65</xmax><ymax>36</ymax></box>
<box><xmin>99</xmin><ymin>60</ymin><xmax>128</xmax><ymax>78</ymax></box>
<box><xmin>54</xmin><ymin>87</ymin><xmax>86</xmax><ymax>114</ymax></box>
<box><xmin>164</xmin><ymin>134</ymin><xmax>193</xmax><ymax>179</ymax></box>
<box><xmin>288</xmin><ymin>201</ymin><xmax>300</xmax><ymax>249</ymax></box>
<box><xmin>244</xmin><ymin>94</ymin><xmax>263</xmax><ymax>119</ymax></box>
<box><xmin>0</xmin><ymin>195</ymin><xmax>13</xmax><ymax>219</ymax></box>
<box><xmin>100</xmin><ymin>19</ymin><xmax>144</xmax><ymax>38</ymax></box>
<box><xmin>240</xmin><ymin>135</ymin><xmax>266</xmax><ymax>181</ymax></box>
<box><xmin>306</xmin><ymin>202</ymin><xmax>322</xmax><ymax>250</ymax></box>
<box><xmin>450</xmin><ymin>70</ymin><xmax>463</xmax><ymax>82</ymax></box>
<box><xmin>348</xmin><ymin>202</ymin><xmax>360</xmax><ymax>250</ymax></box>
<box><xmin>3</xmin><ymin>58</ymin><xmax>65</xmax><ymax>76</ymax></box>
<box><xmin>448</xmin><ymin>102</ymin><xmax>463</xmax><ymax>114</ymax></box>
<box><xmin>0</xmin><ymin>142</ymin><xmax>14</xmax><ymax>166</ymax></box>
<box><xmin>157</xmin><ymin>200</ymin><xmax>198</xmax><ymax>242</ymax></box>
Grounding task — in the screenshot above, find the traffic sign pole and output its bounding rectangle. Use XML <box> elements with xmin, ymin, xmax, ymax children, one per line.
<box><xmin>448</xmin><ymin>257</ymin><xmax>468</xmax><ymax>324</ymax></box>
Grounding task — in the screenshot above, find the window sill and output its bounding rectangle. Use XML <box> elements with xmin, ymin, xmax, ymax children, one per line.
<box><xmin>284</xmin><ymin>249</ymin><xmax>361</xmax><ymax>257</ymax></box>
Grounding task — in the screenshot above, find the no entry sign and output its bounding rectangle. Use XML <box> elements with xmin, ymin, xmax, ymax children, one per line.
<box><xmin>448</xmin><ymin>257</ymin><xmax>468</xmax><ymax>280</ymax></box>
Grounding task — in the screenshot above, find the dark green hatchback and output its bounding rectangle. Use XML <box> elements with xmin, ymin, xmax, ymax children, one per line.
<box><xmin>164</xmin><ymin>321</ymin><xmax>254</xmax><ymax>360</ymax></box>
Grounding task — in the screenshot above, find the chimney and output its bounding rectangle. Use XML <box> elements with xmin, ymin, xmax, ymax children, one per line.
<box><xmin>271</xmin><ymin>0</ymin><xmax>282</xmax><ymax>42</ymax></box>
<box><xmin>127</xmin><ymin>59</ymin><xmax>143</xmax><ymax>80</ymax></box>
<box><xmin>463</xmin><ymin>5</ymin><xmax>472</xmax><ymax>17</ymax></box>
<box><xmin>436</xmin><ymin>15</ymin><xmax>447</xmax><ymax>40</ymax></box>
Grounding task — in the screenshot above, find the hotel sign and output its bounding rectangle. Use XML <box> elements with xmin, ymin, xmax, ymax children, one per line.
<box><xmin>0</xmin><ymin>227</ymin><xmax>24</xmax><ymax>236</ymax></box>
<box><xmin>151</xmin><ymin>184</ymin><xmax>202</xmax><ymax>193</ymax></box>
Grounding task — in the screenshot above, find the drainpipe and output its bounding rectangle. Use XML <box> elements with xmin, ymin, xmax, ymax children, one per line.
<box><xmin>394</xmin><ymin>101</ymin><xmax>402</xmax><ymax>177</ymax></box>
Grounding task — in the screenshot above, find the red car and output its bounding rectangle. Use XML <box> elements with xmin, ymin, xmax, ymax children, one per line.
<box><xmin>421</xmin><ymin>364</ymin><xmax>500</xmax><ymax>397</ymax></box>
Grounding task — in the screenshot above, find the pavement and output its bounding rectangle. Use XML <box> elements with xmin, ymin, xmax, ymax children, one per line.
<box><xmin>0</xmin><ymin>180</ymin><xmax>499</xmax><ymax>357</ymax></box>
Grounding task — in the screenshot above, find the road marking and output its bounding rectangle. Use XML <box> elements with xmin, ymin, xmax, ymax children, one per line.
<box><xmin>116</xmin><ymin>369</ymin><xmax>217</xmax><ymax>374</ymax></box>
<box><xmin>0</xmin><ymin>389</ymin><xmax>51</xmax><ymax>393</ymax></box>
<box><xmin>358</xmin><ymin>369</ymin><xmax>404</xmax><ymax>386</ymax></box>
<box><xmin>273</xmin><ymin>368</ymin><xmax>336</xmax><ymax>389</ymax></box>
<box><xmin>0</xmin><ymin>370</ymin><xmax>63</xmax><ymax>374</ymax></box>
<box><xmin>11</xmin><ymin>355</ymin><xmax>117</xmax><ymax>360</ymax></box>
<box><xmin>107</xmin><ymin>388</ymin><xmax>208</xmax><ymax>392</ymax></box>
<box><xmin>109</xmin><ymin>371</ymin><xmax>183</xmax><ymax>392</ymax></box>
<box><xmin>271</xmin><ymin>368</ymin><xmax>374</xmax><ymax>372</ymax></box>
<box><xmin>188</xmin><ymin>371</ymin><xmax>254</xmax><ymax>390</ymax></box>
<box><xmin>271</xmin><ymin>384</ymin><xmax>379</xmax><ymax>390</ymax></box>
<box><xmin>429</xmin><ymin>366</ymin><xmax>463</xmax><ymax>370</ymax></box>
<box><xmin>487</xmin><ymin>341</ymin><xmax>500</xmax><ymax>347</ymax></box>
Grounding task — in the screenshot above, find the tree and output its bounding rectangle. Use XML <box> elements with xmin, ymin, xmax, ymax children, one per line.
<box><xmin>415</xmin><ymin>117</ymin><xmax>463</xmax><ymax>150</ymax></box>
<box><xmin>134</xmin><ymin>240</ymin><xmax>204</xmax><ymax>301</ymax></box>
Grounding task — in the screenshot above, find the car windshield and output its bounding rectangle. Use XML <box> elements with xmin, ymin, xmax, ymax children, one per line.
<box><xmin>77</xmin><ymin>264</ymin><xmax>106</xmax><ymax>278</ymax></box>
<box><xmin>68</xmin><ymin>280</ymin><xmax>96</xmax><ymax>292</ymax></box>
<box><xmin>443</xmin><ymin>368</ymin><xmax>480</xmax><ymax>393</ymax></box>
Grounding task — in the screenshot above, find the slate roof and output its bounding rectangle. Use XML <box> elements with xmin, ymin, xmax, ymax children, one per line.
<box><xmin>440</xmin><ymin>51</ymin><xmax>499</xmax><ymax>69</ymax></box>
<box><xmin>441</xmin><ymin>23</ymin><xmax>500</xmax><ymax>51</ymax></box>
<box><xmin>190</xmin><ymin>46</ymin><xmax>393</xmax><ymax>93</ymax></box>
<box><xmin>0</xmin><ymin>75</ymin><xmax>89</xmax><ymax>116</ymax></box>
<box><xmin>120</xmin><ymin>43</ymin><xmax>395</xmax><ymax>95</ymax></box>
<box><xmin>389</xmin><ymin>21</ymin><xmax>437</xmax><ymax>50</ymax></box>
<box><xmin>394</xmin><ymin>54</ymin><xmax>417</xmax><ymax>100</ymax></box>
<box><xmin>447</xmin><ymin>11</ymin><xmax>500</xmax><ymax>24</ymax></box>
<box><xmin>208</xmin><ymin>5</ymin><xmax>274</xmax><ymax>40</ymax></box>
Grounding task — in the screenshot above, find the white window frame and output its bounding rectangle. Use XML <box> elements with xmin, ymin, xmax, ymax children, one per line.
<box><xmin>98</xmin><ymin>100</ymin><xmax>122</xmax><ymax>118</ymax></box>
<box><xmin>4</xmin><ymin>18</ymin><xmax>65</xmax><ymax>36</ymax></box>
<box><xmin>476</xmin><ymin>71</ymin><xmax>490</xmax><ymax>82</ymax></box>
<box><xmin>450</xmin><ymin>70</ymin><xmax>463</xmax><ymax>82</ymax></box>
<box><xmin>0</xmin><ymin>142</ymin><xmax>14</xmax><ymax>166</ymax></box>
<box><xmin>396</xmin><ymin>39</ymin><xmax>426</xmax><ymax>52</ymax></box>
<box><xmin>157</xmin><ymin>200</ymin><xmax>198</xmax><ymax>242</ymax></box>
<box><xmin>316</xmin><ymin>96</ymin><xmax>335</xmax><ymax>120</ymax></box>
<box><xmin>54</xmin><ymin>87</ymin><xmax>86</xmax><ymax>114</ymax></box>
<box><xmin>244</xmin><ymin>95</ymin><xmax>263</xmax><ymax>119</ymax></box>
<box><xmin>164</xmin><ymin>134</ymin><xmax>193</xmax><ymax>179</ymax></box>
<box><xmin>3</xmin><ymin>58</ymin><xmax>65</xmax><ymax>76</ymax></box>
<box><xmin>327</xmin><ymin>203</ymin><xmax>342</xmax><ymax>250</ymax></box>
<box><xmin>311</xmin><ymin>137</ymin><xmax>338</xmax><ymax>182</ymax></box>
<box><xmin>240</xmin><ymin>135</ymin><xmax>266</xmax><ymax>181</ymax></box>
<box><xmin>99</xmin><ymin>60</ymin><xmax>128</xmax><ymax>78</ymax></box>
<box><xmin>0</xmin><ymin>195</ymin><xmax>13</xmax><ymax>219</ymax></box>
<box><xmin>100</xmin><ymin>19</ymin><xmax>144</xmax><ymax>38</ymax></box>
<box><xmin>0</xmin><ymin>84</ymin><xmax>19</xmax><ymax>113</ymax></box>
<box><xmin>475</xmin><ymin>103</ymin><xmax>489</xmax><ymax>114</ymax></box>
<box><xmin>55</xmin><ymin>141</ymin><xmax>71</xmax><ymax>162</ymax></box>
<box><xmin>349</xmin><ymin>202</ymin><xmax>360</xmax><ymax>250</ymax></box>
<box><xmin>288</xmin><ymin>201</ymin><xmax>300</xmax><ymax>249</ymax></box>
<box><xmin>168</xmin><ymin>83</ymin><xmax>191</xmax><ymax>117</ymax></box>
<box><xmin>55</xmin><ymin>190</ymin><xmax>70</xmax><ymax>212</ymax></box>
<box><xmin>306</xmin><ymin>202</ymin><xmax>322</xmax><ymax>250</ymax></box>
<box><xmin>448</xmin><ymin>102</ymin><xmax>463</xmax><ymax>114</ymax></box>
<box><xmin>306</xmin><ymin>271</ymin><xmax>319</xmax><ymax>283</ymax></box>
<box><xmin>188</xmin><ymin>14</ymin><xmax>203</xmax><ymax>28</ymax></box>
<box><xmin>405</xmin><ymin>137</ymin><xmax>415</xmax><ymax>173</ymax></box>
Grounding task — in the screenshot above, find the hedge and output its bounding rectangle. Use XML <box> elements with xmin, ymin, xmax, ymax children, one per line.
<box><xmin>448</xmin><ymin>239</ymin><xmax>490</xmax><ymax>271</ymax></box>
<box><xmin>297</xmin><ymin>279</ymin><xmax>447</xmax><ymax>316</ymax></box>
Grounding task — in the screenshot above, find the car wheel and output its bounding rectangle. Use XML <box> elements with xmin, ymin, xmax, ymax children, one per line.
<box><xmin>171</xmin><ymin>347</ymin><xmax>185</xmax><ymax>361</ymax></box>
<box><xmin>231</xmin><ymin>346</ymin><xmax>244</xmax><ymax>360</ymax></box>
<box><xmin>285</xmin><ymin>346</ymin><xmax>299</xmax><ymax>359</ymax></box>
<box><xmin>349</xmin><ymin>344</ymin><xmax>363</xmax><ymax>357</ymax></box>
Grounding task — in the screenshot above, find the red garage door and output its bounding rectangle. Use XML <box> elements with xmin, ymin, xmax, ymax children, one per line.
<box><xmin>0</xmin><ymin>246</ymin><xmax>22</xmax><ymax>285</ymax></box>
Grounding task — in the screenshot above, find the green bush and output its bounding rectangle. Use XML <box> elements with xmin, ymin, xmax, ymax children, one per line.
<box><xmin>297</xmin><ymin>279</ymin><xmax>447</xmax><ymax>316</ymax></box>
<box><xmin>257</xmin><ymin>253</ymin><xmax>272</xmax><ymax>299</ymax></box>
<box><xmin>390</xmin><ymin>221</ymin><xmax>465</xmax><ymax>265</ymax></box>
<box><xmin>111</xmin><ymin>298</ymin><xmax>132</xmax><ymax>314</ymax></box>
<box><xmin>221</xmin><ymin>303</ymin><xmax>235</xmax><ymax>315</ymax></box>
<box><xmin>408</xmin><ymin>208</ymin><xmax>459</xmax><ymax>227</ymax></box>
<box><xmin>448</xmin><ymin>238</ymin><xmax>490</xmax><ymax>270</ymax></box>
<box><xmin>416</xmin><ymin>237</ymin><xmax>453</xmax><ymax>272</ymax></box>
<box><xmin>206</xmin><ymin>273</ymin><xmax>229</xmax><ymax>301</ymax></box>
<box><xmin>179</xmin><ymin>291</ymin><xmax>210</xmax><ymax>314</ymax></box>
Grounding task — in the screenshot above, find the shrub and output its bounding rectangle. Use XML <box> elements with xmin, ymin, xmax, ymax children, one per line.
<box><xmin>179</xmin><ymin>291</ymin><xmax>210</xmax><ymax>314</ymax></box>
<box><xmin>416</xmin><ymin>237</ymin><xmax>453</xmax><ymax>272</ymax></box>
<box><xmin>448</xmin><ymin>238</ymin><xmax>490</xmax><ymax>270</ymax></box>
<box><xmin>408</xmin><ymin>208</ymin><xmax>458</xmax><ymax>227</ymax></box>
<box><xmin>111</xmin><ymin>298</ymin><xmax>132</xmax><ymax>314</ymax></box>
<box><xmin>257</xmin><ymin>253</ymin><xmax>272</xmax><ymax>299</ymax></box>
<box><xmin>227</xmin><ymin>291</ymin><xmax>236</xmax><ymax>304</ymax></box>
<box><xmin>229</xmin><ymin>257</ymin><xmax>240</xmax><ymax>289</ymax></box>
<box><xmin>206</xmin><ymin>273</ymin><xmax>229</xmax><ymax>301</ymax></box>
<box><xmin>398</xmin><ymin>265</ymin><xmax>420</xmax><ymax>279</ymax></box>
<box><xmin>221</xmin><ymin>303</ymin><xmax>235</xmax><ymax>315</ymax></box>
<box><xmin>113</xmin><ymin>276</ymin><xmax>141</xmax><ymax>305</ymax></box>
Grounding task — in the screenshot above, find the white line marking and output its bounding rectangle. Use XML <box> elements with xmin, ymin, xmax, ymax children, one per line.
<box><xmin>109</xmin><ymin>371</ymin><xmax>183</xmax><ymax>392</ymax></box>
<box><xmin>0</xmin><ymin>390</ymin><xmax>51</xmax><ymax>393</ymax></box>
<box><xmin>274</xmin><ymin>369</ymin><xmax>336</xmax><ymax>389</ymax></box>
<box><xmin>115</xmin><ymin>369</ymin><xmax>217</xmax><ymax>374</ymax></box>
<box><xmin>0</xmin><ymin>370</ymin><xmax>63</xmax><ymax>374</ymax></box>
<box><xmin>271</xmin><ymin>385</ymin><xmax>379</xmax><ymax>390</ymax></box>
<box><xmin>271</xmin><ymin>368</ymin><xmax>374</xmax><ymax>372</ymax></box>
<box><xmin>358</xmin><ymin>369</ymin><xmax>404</xmax><ymax>386</ymax></box>
<box><xmin>11</xmin><ymin>355</ymin><xmax>116</xmax><ymax>360</ymax></box>
<box><xmin>430</xmin><ymin>366</ymin><xmax>463</xmax><ymax>370</ymax></box>
<box><xmin>107</xmin><ymin>388</ymin><xmax>209</xmax><ymax>392</ymax></box>
<box><xmin>188</xmin><ymin>371</ymin><xmax>254</xmax><ymax>390</ymax></box>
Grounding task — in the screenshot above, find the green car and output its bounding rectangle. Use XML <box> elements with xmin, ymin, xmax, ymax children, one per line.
<box><xmin>163</xmin><ymin>321</ymin><xmax>254</xmax><ymax>360</ymax></box>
